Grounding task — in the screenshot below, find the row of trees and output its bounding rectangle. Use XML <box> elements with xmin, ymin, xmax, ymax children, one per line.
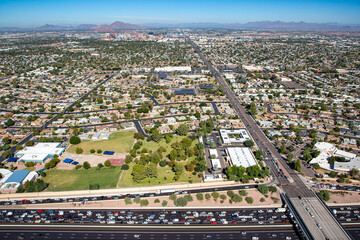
<box><xmin>225</xmin><ymin>165</ymin><xmax>270</xmax><ymax>182</ymax></box>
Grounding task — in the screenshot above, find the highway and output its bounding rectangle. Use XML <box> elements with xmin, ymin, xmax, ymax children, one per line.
<box><xmin>0</xmin><ymin>227</ymin><xmax>301</xmax><ymax>240</ymax></box>
<box><xmin>185</xmin><ymin>33</ymin><xmax>352</xmax><ymax>240</ymax></box>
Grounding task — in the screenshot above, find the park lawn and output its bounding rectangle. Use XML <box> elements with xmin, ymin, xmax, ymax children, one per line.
<box><xmin>43</xmin><ymin>166</ymin><xmax>122</xmax><ymax>191</ymax></box>
<box><xmin>141</xmin><ymin>135</ymin><xmax>197</xmax><ymax>157</ymax></box>
<box><xmin>117</xmin><ymin>162</ymin><xmax>201</xmax><ymax>188</ymax></box>
<box><xmin>67</xmin><ymin>131</ymin><xmax>135</xmax><ymax>154</ymax></box>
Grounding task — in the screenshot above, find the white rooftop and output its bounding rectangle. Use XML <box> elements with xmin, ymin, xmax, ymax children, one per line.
<box><xmin>227</xmin><ymin>148</ymin><xmax>257</xmax><ymax>168</ymax></box>
<box><xmin>220</xmin><ymin>129</ymin><xmax>251</xmax><ymax>145</ymax></box>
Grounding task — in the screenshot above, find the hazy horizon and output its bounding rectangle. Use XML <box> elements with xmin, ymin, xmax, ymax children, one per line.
<box><xmin>0</xmin><ymin>0</ymin><xmax>359</xmax><ymax>28</ymax></box>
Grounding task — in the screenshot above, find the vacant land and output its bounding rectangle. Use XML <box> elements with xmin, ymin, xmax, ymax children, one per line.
<box><xmin>43</xmin><ymin>167</ymin><xmax>122</xmax><ymax>191</ymax></box>
<box><xmin>67</xmin><ymin>131</ymin><xmax>135</xmax><ymax>154</ymax></box>
<box><xmin>117</xmin><ymin>163</ymin><xmax>202</xmax><ymax>188</ymax></box>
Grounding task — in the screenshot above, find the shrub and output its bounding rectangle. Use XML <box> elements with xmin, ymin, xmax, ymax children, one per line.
<box><xmin>140</xmin><ymin>199</ymin><xmax>149</xmax><ymax>206</ymax></box>
<box><xmin>75</xmin><ymin>165</ymin><xmax>82</xmax><ymax>170</ymax></box>
<box><xmin>174</xmin><ymin>197</ymin><xmax>188</xmax><ymax>207</ymax></box>
<box><xmin>154</xmin><ymin>199</ymin><xmax>160</xmax><ymax>203</ymax></box>
<box><xmin>90</xmin><ymin>149</ymin><xmax>95</xmax><ymax>154</ymax></box>
<box><xmin>121</xmin><ymin>164</ymin><xmax>129</xmax><ymax>170</ymax></box>
<box><xmin>162</xmin><ymin>200</ymin><xmax>168</xmax><ymax>207</ymax></box>
<box><xmin>260</xmin><ymin>198</ymin><xmax>265</xmax><ymax>202</ymax></box>
<box><xmin>271</xmin><ymin>197</ymin><xmax>280</xmax><ymax>204</ymax></box>
<box><xmin>245</xmin><ymin>197</ymin><xmax>254</xmax><ymax>204</ymax></box>
<box><xmin>134</xmin><ymin>197</ymin><xmax>141</xmax><ymax>204</ymax></box>
<box><xmin>239</xmin><ymin>190</ymin><xmax>248</xmax><ymax>196</ymax></box>
<box><xmin>70</xmin><ymin>136</ymin><xmax>81</xmax><ymax>145</ymax></box>
<box><xmin>196</xmin><ymin>193</ymin><xmax>204</xmax><ymax>201</ymax></box>
<box><xmin>184</xmin><ymin>194</ymin><xmax>193</xmax><ymax>202</ymax></box>
<box><xmin>159</xmin><ymin>160</ymin><xmax>168</xmax><ymax>167</ymax></box>
<box><xmin>212</xmin><ymin>191</ymin><xmax>220</xmax><ymax>200</ymax></box>
<box><xmin>124</xmin><ymin>197</ymin><xmax>132</xmax><ymax>205</ymax></box>
<box><xmin>205</xmin><ymin>193</ymin><xmax>211</xmax><ymax>200</ymax></box>
<box><xmin>220</xmin><ymin>194</ymin><xmax>227</xmax><ymax>201</ymax></box>
<box><xmin>97</xmin><ymin>149</ymin><xmax>102</xmax><ymax>154</ymax></box>
<box><xmin>75</xmin><ymin>147</ymin><xmax>83</xmax><ymax>154</ymax></box>
<box><xmin>25</xmin><ymin>162</ymin><xmax>35</xmax><ymax>168</ymax></box>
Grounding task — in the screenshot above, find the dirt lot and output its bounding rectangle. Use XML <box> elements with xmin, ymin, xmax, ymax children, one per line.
<box><xmin>326</xmin><ymin>190</ymin><xmax>360</xmax><ymax>205</ymax></box>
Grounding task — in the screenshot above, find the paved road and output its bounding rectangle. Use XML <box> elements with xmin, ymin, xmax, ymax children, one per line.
<box><xmin>0</xmin><ymin>228</ymin><xmax>301</xmax><ymax>240</ymax></box>
<box><xmin>185</xmin><ymin>34</ymin><xmax>351</xmax><ymax>240</ymax></box>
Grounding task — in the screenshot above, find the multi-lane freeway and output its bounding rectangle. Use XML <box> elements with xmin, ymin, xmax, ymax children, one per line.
<box><xmin>185</xmin><ymin>33</ymin><xmax>352</xmax><ymax>240</ymax></box>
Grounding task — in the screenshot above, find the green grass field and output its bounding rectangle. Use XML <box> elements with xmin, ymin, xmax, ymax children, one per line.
<box><xmin>67</xmin><ymin>131</ymin><xmax>135</xmax><ymax>154</ymax></box>
<box><xmin>43</xmin><ymin>167</ymin><xmax>122</xmax><ymax>191</ymax></box>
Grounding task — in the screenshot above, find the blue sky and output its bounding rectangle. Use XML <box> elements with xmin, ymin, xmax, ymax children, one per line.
<box><xmin>0</xmin><ymin>0</ymin><xmax>359</xmax><ymax>27</ymax></box>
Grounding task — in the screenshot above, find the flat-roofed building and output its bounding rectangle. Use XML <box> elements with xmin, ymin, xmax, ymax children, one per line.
<box><xmin>15</xmin><ymin>142</ymin><xmax>65</xmax><ymax>162</ymax></box>
<box><xmin>220</xmin><ymin>129</ymin><xmax>251</xmax><ymax>145</ymax></box>
<box><xmin>227</xmin><ymin>147</ymin><xmax>257</xmax><ymax>168</ymax></box>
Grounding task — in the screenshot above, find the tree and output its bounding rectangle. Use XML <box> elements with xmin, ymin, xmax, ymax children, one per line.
<box><xmin>162</xmin><ymin>200</ymin><xmax>168</xmax><ymax>207</ymax></box>
<box><xmin>268</xmin><ymin>186</ymin><xmax>277</xmax><ymax>193</ymax></box>
<box><xmin>97</xmin><ymin>149</ymin><xmax>102</xmax><ymax>154</ymax></box>
<box><xmin>169</xmin><ymin>194</ymin><xmax>177</xmax><ymax>201</ymax></box>
<box><xmin>244</xmin><ymin>140</ymin><xmax>254</xmax><ymax>147</ymax></box>
<box><xmin>146</xmin><ymin>163</ymin><xmax>157</xmax><ymax>178</ymax></box>
<box><xmin>132</xmin><ymin>164</ymin><xmax>147</xmax><ymax>182</ymax></box>
<box><xmin>258</xmin><ymin>184</ymin><xmax>269</xmax><ymax>195</ymax></box>
<box><xmin>294</xmin><ymin>159</ymin><xmax>301</xmax><ymax>172</ymax></box>
<box><xmin>83</xmin><ymin>161</ymin><xmax>91</xmax><ymax>170</ymax></box>
<box><xmin>121</xmin><ymin>164</ymin><xmax>129</xmax><ymax>170</ymax></box>
<box><xmin>104</xmin><ymin>160</ymin><xmax>111</xmax><ymax>167</ymax></box>
<box><xmin>319</xmin><ymin>190</ymin><xmax>330</xmax><ymax>201</ymax></box>
<box><xmin>350</xmin><ymin>168</ymin><xmax>359</xmax><ymax>179</ymax></box>
<box><xmin>245</xmin><ymin>197</ymin><xmax>254</xmax><ymax>204</ymax></box>
<box><xmin>25</xmin><ymin>140</ymin><xmax>34</xmax><ymax>146</ymax></box>
<box><xmin>176</xmin><ymin>124</ymin><xmax>189</xmax><ymax>136</ymax></box>
<box><xmin>90</xmin><ymin>149</ymin><xmax>95</xmax><ymax>154</ymax></box>
<box><xmin>2</xmin><ymin>150</ymin><xmax>12</xmax><ymax>159</ymax></box>
<box><xmin>69</xmin><ymin>136</ymin><xmax>81</xmax><ymax>145</ymax></box>
<box><xmin>4</xmin><ymin>119</ymin><xmax>15</xmax><ymax>127</ymax></box>
<box><xmin>150</xmin><ymin>129</ymin><xmax>162</xmax><ymax>143</ymax></box>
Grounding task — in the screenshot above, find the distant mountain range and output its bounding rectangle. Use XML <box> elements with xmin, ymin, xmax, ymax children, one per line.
<box><xmin>1</xmin><ymin>20</ymin><xmax>359</xmax><ymax>32</ymax></box>
<box><xmin>0</xmin><ymin>21</ymin><xmax>145</xmax><ymax>32</ymax></box>
<box><xmin>144</xmin><ymin>21</ymin><xmax>360</xmax><ymax>30</ymax></box>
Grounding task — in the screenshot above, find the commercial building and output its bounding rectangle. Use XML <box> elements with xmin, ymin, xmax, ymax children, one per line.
<box><xmin>227</xmin><ymin>148</ymin><xmax>257</xmax><ymax>168</ymax></box>
<box><xmin>310</xmin><ymin>142</ymin><xmax>359</xmax><ymax>172</ymax></box>
<box><xmin>220</xmin><ymin>129</ymin><xmax>251</xmax><ymax>145</ymax></box>
<box><xmin>15</xmin><ymin>142</ymin><xmax>65</xmax><ymax>162</ymax></box>
<box><xmin>0</xmin><ymin>170</ymin><xmax>37</xmax><ymax>191</ymax></box>
<box><xmin>154</xmin><ymin>66</ymin><xmax>191</xmax><ymax>73</ymax></box>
